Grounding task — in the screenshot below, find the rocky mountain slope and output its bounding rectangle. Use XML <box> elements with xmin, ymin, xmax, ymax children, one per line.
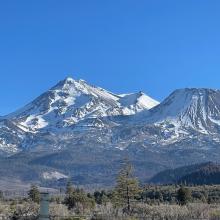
<box><xmin>1</xmin><ymin>77</ymin><xmax>220</xmax><ymax>188</ymax></box>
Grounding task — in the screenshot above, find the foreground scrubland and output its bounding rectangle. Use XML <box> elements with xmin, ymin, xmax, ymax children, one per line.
<box><xmin>1</xmin><ymin>200</ymin><xmax>220</xmax><ymax>220</ymax></box>
<box><xmin>2</xmin><ymin>161</ymin><xmax>220</xmax><ymax>219</ymax></box>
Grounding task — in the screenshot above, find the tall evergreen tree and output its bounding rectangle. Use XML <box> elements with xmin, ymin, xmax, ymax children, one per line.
<box><xmin>114</xmin><ymin>159</ymin><xmax>140</xmax><ymax>213</ymax></box>
<box><xmin>65</xmin><ymin>180</ymin><xmax>74</xmax><ymax>195</ymax></box>
<box><xmin>28</xmin><ymin>185</ymin><xmax>40</xmax><ymax>203</ymax></box>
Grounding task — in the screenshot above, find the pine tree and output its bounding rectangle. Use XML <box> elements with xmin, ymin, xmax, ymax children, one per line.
<box><xmin>177</xmin><ymin>186</ymin><xmax>191</xmax><ymax>205</ymax></box>
<box><xmin>114</xmin><ymin>159</ymin><xmax>140</xmax><ymax>213</ymax></box>
<box><xmin>65</xmin><ymin>180</ymin><xmax>74</xmax><ymax>195</ymax></box>
<box><xmin>28</xmin><ymin>185</ymin><xmax>40</xmax><ymax>203</ymax></box>
<box><xmin>64</xmin><ymin>188</ymin><xmax>95</xmax><ymax>212</ymax></box>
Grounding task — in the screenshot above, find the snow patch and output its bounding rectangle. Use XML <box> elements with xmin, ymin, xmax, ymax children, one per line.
<box><xmin>42</xmin><ymin>171</ymin><xmax>68</xmax><ymax>180</ymax></box>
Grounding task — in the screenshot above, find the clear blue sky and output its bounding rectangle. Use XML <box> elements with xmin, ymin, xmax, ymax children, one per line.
<box><xmin>0</xmin><ymin>0</ymin><xmax>220</xmax><ymax>115</ymax></box>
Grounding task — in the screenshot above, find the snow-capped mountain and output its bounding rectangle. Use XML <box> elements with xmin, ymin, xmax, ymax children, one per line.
<box><xmin>1</xmin><ymin>79</ymin><xmax>220</xmax><ymax>188</ymax></box>
<box><xmin>145</xmin><ymin>88</ymin><xmax>220</xmax><ymax>136</ymax></box>
<box><xmin>4</xmin><ymin>77</ymin><xmax>158</xmax><ymax>133</ymax></box>
<box><xmin>119</xmin><ymin>88</ymin><xmax>220</xmax><ymax>148</ymax></box>
<box><xmin>0</xmin><ymin>77</ymin><xmax>159</xmax><ymax>153</ymax></box>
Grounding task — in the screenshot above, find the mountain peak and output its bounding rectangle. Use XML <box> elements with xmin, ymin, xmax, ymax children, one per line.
<box><xmin>170</xmin><ymin>88</ymin><xmax>218</xmax><ymax>98</ymax></box>
<box><xmin>63</xmin><ymin>77</ymin><xmax>87</xmax><ymax>85</ymax></box>
<box><xmin>148</xmin><ymin>87</ymin><xmax>220</xmax><ymax>134</ymax></box>
<box><xmin>64</xmin><ymin>76</ymin><xmax>75</xmax><ymax>83</ymax></box>
<box><xmin>52</xmin><ymin>76</ymin><xmax>77</xmax><ymax>89</ymax></box>
<box><xmin>4</xmin><ymin>77</ymin><xmax>158</xmax><ymax>133</ymax></box>
<box><xmin>52</xmin><ymin>77</ymin><xmax>95</xmax><ymax>93</ymax></box>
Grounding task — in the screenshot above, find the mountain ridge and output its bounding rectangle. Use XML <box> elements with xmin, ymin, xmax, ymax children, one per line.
<box><xmin>149</xmin><ymin>162</ymin><xmax>220</xmax><ymax>185</ymax></box>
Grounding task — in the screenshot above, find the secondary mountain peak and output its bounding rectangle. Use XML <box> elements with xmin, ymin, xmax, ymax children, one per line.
<box><xmin>119</xmin><ymin>92</ymin><xmax>159</xmax><ymax>111</ymax></box>
<box><xmin>148</xmin><ymin>87</ymin><xmax>220</xmax><ymax>134</ymax></box>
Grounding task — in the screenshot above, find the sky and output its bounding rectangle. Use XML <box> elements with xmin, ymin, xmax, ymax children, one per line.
<box><xmin>0</xmin><ymin>0</ymin><xmax>220</xmax><ymax>115</ymax></box>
